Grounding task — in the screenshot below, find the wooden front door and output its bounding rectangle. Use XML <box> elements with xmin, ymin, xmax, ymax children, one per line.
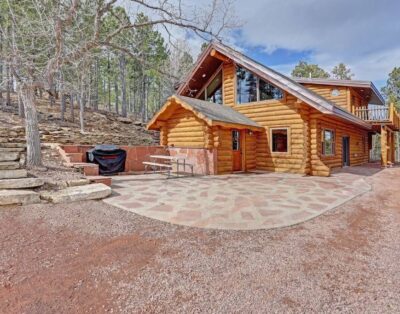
<box><xmin>232</xmin><ymin>130</ymin><xmax>242</xmax><ymax>171</ymax></box>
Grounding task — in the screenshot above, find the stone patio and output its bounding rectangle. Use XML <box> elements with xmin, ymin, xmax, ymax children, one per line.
<box><xmin>104</xmin><ymin>168</ymin><xmax>373</xmax><ymax>230</ymax></box>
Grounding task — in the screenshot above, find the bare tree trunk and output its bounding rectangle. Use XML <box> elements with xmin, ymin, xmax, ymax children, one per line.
<box><xmin>119</xmin><ymin>54</ymin><xmax>127</xmax><ymax>117</ymax></box>
<box><xmin>79</xmin><ymin>90</ymin><xmax>84</xmax><ymax>133</ymax></box>
<box><xmin>94</xmin><ymin>58</ymin><xmax>99</xmax><ymax>111</ymax></box>
<box><xmin>107</xmin><ymin>54</ymin><xmax>111</xmax><ymax>111</ymax></box>
<box><xmin>60</xmin><ymin>74</ymin><xmax>65</xmax><ymax>121</ymax></box>
<box><xmin>18</xmin><ymin>89</ymin><xmax>25</xmax><ymax>118</ymax></box>
<box><xmin>20</xmin><ymin>84</ymin><xmax>42</xmax><ymax>167</ymax></box>
<box><xmin>6</xmin><ymin>65</ymin><xmax>11</xmax><ymax>106</ymax></box>
<box><xmin>115</xmin><ymin>79</ymin><xmax>119</xmax><ymax>115</ymax></box>
<box><xmin>70</xmin><ymin>94</ymin><xmax>75</xmax><ymax>122</ymax></box>
<box><xmin>0</xmin><ymin>32</ymin><xmax>3</xmax><ymax>106</ymax></box>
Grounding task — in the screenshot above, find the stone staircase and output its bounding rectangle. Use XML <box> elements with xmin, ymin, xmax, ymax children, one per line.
<box><xmin>0</xmin><ymin>126</ymin><xmax>111</xmax><ymax>206</ymax></box>
<box><xmin>0</xmin><ymin>142</ymin><xmax>44</xmax><ymax>205</ymax></box>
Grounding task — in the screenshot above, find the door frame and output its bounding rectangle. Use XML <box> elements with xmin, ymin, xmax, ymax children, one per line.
<box><xmin>342</xmin><ymin>136</ymin><xmax>350</xmax><ymax>167</ymax></box>
<box><xmin>231</xmin><ymin>129</ymin><xmax>245</xmax><ymax>172</ymax></box>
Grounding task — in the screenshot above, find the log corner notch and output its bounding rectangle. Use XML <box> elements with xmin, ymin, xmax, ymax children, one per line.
<box><xmin>210</xmin><ymin>48</ymin><xmax>231</xmax><ymax>63</ymax></box>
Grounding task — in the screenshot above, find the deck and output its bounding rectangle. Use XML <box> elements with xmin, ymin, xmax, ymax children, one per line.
<box><xmin>354</xmin><ymin>103</ymin><xmax>400</xmax><ymax>131</ymax></box>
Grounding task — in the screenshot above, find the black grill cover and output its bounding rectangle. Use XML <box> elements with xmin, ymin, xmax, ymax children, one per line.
<box><xmin>87</xmin><ymin>145</ymin><xmax>126</xmax><ymax>175</ymax></box>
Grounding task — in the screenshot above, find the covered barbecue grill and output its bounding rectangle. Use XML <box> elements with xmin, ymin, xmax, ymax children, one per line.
<box><xmin>87</xmin><ymin>144</ymin><xmax>126</xmax><ymax>175</ymax></box>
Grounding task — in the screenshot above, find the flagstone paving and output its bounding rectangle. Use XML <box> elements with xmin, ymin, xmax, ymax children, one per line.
<box><xmin>104</xmin><ymin>171</ymin><xmax>371</xmax><ymax>230</ymax></box>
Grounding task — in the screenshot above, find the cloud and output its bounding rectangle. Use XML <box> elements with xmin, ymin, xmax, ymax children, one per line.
<box><xmin>230</xmin><ymin>0</ymin><xmax>400</xmax><ymax>82</ymax></box>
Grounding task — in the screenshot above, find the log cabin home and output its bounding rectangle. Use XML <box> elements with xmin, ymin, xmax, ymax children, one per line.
<box><xmin>147</xmin><ymin>42</ymin><xmax>400</xmax><ymax>176</ymax></box>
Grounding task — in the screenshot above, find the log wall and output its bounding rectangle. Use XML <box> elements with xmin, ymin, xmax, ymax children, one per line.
<box><xmin>165</xmin><ymin>107</ymin><xmax>207</xmax><ymax>148</ymax></box>
<box><xmin>302</xmin><ymin>84</ymin><xmax>350</xmax><ymax>111</ymax></box>
<box><xmin>309</xmin><ymin>110</ymin><xmax>369</xmax><ymax>176</ymax></box>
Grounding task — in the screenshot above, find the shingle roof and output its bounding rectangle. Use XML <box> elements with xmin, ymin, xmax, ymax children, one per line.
<box><xmin>174</xmin><ymin>95</ymin><xmax>261</xmax><ymax>128</ymax></box>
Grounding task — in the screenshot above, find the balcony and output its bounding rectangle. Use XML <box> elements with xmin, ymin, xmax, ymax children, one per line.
<box><xmin>354</xmin><ymin>103</ymin><xmax>400</xmax><ymax>131</ymax></box>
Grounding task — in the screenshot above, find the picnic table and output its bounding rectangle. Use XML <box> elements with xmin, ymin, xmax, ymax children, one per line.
<box><xmin>143</xmin><ymin>155</ymin><xmax>194</xmax><ymax>178</ymax></box>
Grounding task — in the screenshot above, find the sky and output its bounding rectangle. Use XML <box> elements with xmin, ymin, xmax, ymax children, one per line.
<box><xmin>226</xmin><ymin>0</ymin><xmax>400</xmax><ymax>90</ymax></box>
<box><xmin>121</xmin><ymin>0</ymin><xmax>400</xmax><ymax>90</ymax></box>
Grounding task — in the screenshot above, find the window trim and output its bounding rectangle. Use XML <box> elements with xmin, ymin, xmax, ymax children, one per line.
<box><xmin>195</xmin><ymin>64</ymin><xmax>223</xmax><ymax>100</ymax></box>
<box><xmin>321</xmin><ymin>128</ymin><xmax>336</xmax><ymax>156</ymax></box>
<box><xmin>270</xmin><ymin>127</ymin><xmax>290</xmax><ymax>155</ymax></box>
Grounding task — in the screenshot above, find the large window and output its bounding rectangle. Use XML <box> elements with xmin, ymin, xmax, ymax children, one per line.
<box><xmin>271</xmin><ymin>128</ymin><xmax>289</xmax><ymax>153</ymax></box>
<box><xmin>236</xmin><ymin>66</ymin><xmax>283</xmax><ymax>104</ymax></box>
<box><xmin>198</xmin><ymin>70</ymin><xmax>223</xmax><ymax>104</ymax></box>
<box><xmin>322</xmin><ymin>129</ymin><xmax>335</xmax><ymax>156</ymax></box>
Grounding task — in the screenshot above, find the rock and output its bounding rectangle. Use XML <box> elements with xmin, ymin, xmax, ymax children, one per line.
<box><xmin>40</xmin><ymin>183</ymin><xmax>111</xmax><ymax>203</ymax></box>
<box><xmin>0</xmin><ymin>143</ymin><xmax>26</xmax><ymax>148</ymax></box>
<box><xmin>66</xmin><ymin>178</ymin><xmax>90</xmax><ymax>187</ymax></box>
<box><xmin>0</xmin><ymin>190</ymin><xmax>40</xmax><ymax>205</ymax></box>
<box><xmin>0</xmin><ymin>162</ymin><xmax>20</xmax><ymax>170</ymax></box>
<box><xmin>0</xmin><ymin>147</ymin><xmax>25</xmax><ymax>152</ymax></box>
<box><xmin>0</xmin><ymin>152</ymin><xmax>19</xmax><ymax>162</ymax></box>
<box><xmin>117</xmin><ymin>117</ymin><xmax>132</xmax><ymax>124</ymax></box>
<box><xmin>0</xmin><ymin>169</ymin><xmax>27</xmax><ymax>179</ymax></box>
<box><xmin>0</xmin><ymin>178</ymin><xmax>44</xmax><ymax>189</ymax></box>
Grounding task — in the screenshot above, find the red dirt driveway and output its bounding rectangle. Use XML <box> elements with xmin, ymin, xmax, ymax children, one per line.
<box><xmin>0</xmin><ymin>166</ymin><xmax>400</xmax><ymax>313</ymax></box>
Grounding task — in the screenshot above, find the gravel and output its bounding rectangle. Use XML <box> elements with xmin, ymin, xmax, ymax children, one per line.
<box><xmin>0</xmin><ymin>166</ymin><xmax>399</xmax><ymax>313</ymax></box>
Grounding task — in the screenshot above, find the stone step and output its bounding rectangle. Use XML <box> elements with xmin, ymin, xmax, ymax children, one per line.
<box><xmin>0</xmin><ymin>178</ymin><xmax>44</xmax><ymax>189</ymax></box>
<box><xmin>0</xmin><ymin>143</ymin><xmax>26</xmax><ymax>148</ymax></box>
<box><xmin>0</xmin><ymin>169</ymin><xmax>28</xmax><ymax>180</ymax></box>
<box><xmin>40</xmin><ymin>183</ymin><xmax>111</xmax><ymax>204</ymax></box>
<box><xmin>0</xmin><ymin>152</ymin><xmax>20</xmax><ymax>162</ymax></box>
<box><xmin>0</xmin><ymin>190</ymin><xmax>40</xmax><ymax>206</ymax></box>
<box><xmin>0</xmin><ymin>147</ymin><xmax>25</xmax><ymax>153</ymax></box>
<box><xmin>0</xmin><ymin>162</ymin><xmax>20</xmax><ymax>170</ymax></box>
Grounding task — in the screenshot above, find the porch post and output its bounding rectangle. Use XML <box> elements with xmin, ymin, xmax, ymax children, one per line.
<box><xmin>381</xmin><ymin>125</ymin><xmax>388</xmax><ymax>167</ymax></box>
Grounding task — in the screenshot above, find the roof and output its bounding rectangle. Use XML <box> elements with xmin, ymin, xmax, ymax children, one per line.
<box><xmin>177</xmin><ymin>41</ymin><xmax>372</xmax><ymax>130</ymax></box>
<box><xmin>294</xmin><ymin>77</ymin><xmax>385</xmax><ymax>106</ymax></box>
<box><xmin>147</xmin><ymin>95</ymin><xmax>263</xmax><ymax>131</ymax></box>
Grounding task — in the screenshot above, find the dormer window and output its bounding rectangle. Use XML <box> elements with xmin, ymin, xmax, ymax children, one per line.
<box><xmin>198</xmin><ymin>70</ymin><xmax>223</xmax><ymax>104</ymax></box>
<box><xmin>236</xmin><ymin>66</ymin><xmax>283</xmax><ymax>104</ymax></box>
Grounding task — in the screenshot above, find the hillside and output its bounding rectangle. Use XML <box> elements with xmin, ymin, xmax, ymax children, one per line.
<box><xmin>0</xmin><ymin>95</ymin><xmax>158</xmax><ymax>146</ymax></box>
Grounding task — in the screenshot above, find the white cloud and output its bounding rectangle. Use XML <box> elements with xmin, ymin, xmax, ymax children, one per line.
<box><xmin>230</xmin><ymin>0</ymin><xmax>400</xmax><ymax>82</ymax></box>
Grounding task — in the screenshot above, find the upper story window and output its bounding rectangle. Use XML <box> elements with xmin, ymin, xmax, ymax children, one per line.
<box><xmin>236</xmin><ymin>66</ymin><xmax>283</xmax><ymax>104</ymax></box>
<box><xmin>198</xmin><ymin>70</ymin><xmax>223</xmax><ymax>104</ymax></box>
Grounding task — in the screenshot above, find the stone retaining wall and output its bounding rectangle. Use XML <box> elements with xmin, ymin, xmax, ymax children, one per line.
<box><xmin>0</xmin><ymin>126</ymin><xmax>25</xmax><ymax>144</ymax></box>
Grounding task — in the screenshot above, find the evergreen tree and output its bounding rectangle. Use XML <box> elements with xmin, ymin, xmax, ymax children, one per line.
<box><xmin>331</xmin><ymin>63</ymin><xmax>354</xmax><ymax>80</ymax></box>
<box><xmin>381</xmin><ymin>67</ymin><xmax>400</xmax><ymax>109</ymax></box>
<box><xmin>292</xmin><ymin>61</ymin><xmax>330</xmax><ymax>79</ymax></box>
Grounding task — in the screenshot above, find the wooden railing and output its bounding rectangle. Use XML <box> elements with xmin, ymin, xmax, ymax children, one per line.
<box><xmin>354</xmin><ymin>104</ymin><xmax>400</xmax><ymax>130</ymax></box>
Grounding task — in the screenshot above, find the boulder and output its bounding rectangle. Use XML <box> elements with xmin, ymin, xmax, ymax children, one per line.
<box><xmin>66</xmin><ymin>178</ymin><xmax>90</xmax><ymax>187</ymax></box>
<box><xmin>0</xmin><ymin>169</ymin><xmax>28</xmax><ymax>179</ymax></box>
<box><xmin>0</xmin><ymin>190</ymin><xmax>40</xmax><ymax>206</ymax></box>
<box><xmin>0</xmin><ymin>162</ymin><xmax>20</xmax><ymax>170</ymax></box>
<box><xmin>40</xmin><ymin>183</ymin><xmax>111</xmax><ymax>203</ymax></box>
<box><xmin>0</xmin><ymin>143</ymin><xmax>26</xmax><ymax>148</ymax></box>
<box><xmin>0</xmin><ymin>152</ymin><xmax>19</xmax><ymax>162</ymax></box>
<box><xmin>0</xmin><ymin>147</ymin><xmax>25</xmax><ymax>153</ymax></box>
<box><xmin>0</xmin><ymin>178</ymin><xmax>44</xmax><ymax>189</ymax></box>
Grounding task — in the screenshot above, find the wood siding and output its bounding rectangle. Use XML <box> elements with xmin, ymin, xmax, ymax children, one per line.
<box><xmin>302</xmin><ymin>84</ymin><xmax>350</xmax><ymax>111</ymax></box>
<box><xmin>309</xmin><ymin>110</ymin><xmax>369</xmax><ymax>176</ymax></box>
<box><xmin>215</xmin><ymin>127</ymin><xmax>233</xmax><ymax>174</ymax></box>
<box><xmin>165</xmin><ymin>107</ymin><xmax>208</xmax><ymax>148</ymax></box>
<box><xmin>222</xmin><ymin>62</ymin><xmax>235</xmax><ymax>107</ymax></box>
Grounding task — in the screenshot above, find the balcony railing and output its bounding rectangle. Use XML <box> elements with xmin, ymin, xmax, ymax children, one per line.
<box><xmin>354</xmin><ymin>104</ymin><xmax>400</xmax><ymax>130</ymax></box>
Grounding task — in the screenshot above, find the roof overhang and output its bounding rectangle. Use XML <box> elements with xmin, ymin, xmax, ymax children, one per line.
<box><xmin>295</xmin><ymin>78</ymin><xmax>385</xmax><ymax>106</ymax></box>
<box><xmin>147</xmin><ymin>95</ymin><xmax>264</xmax><ymax>132</ymax></box>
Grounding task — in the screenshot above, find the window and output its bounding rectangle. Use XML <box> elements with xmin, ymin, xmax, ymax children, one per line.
<box><xmin>236</xmin><ymin>66</ymin><xmax>283</xmax><ymax>104</ymax></box>
<box><xmin>197</xmin><ymin>70</ymin><xmax>223</xmax><ymax>104</ymax></box>
<box><xmin>236</xmin><ymin>66</ymin><xmax>257</xmax><ymax>103</ymax></box>
<box><xmin>271</xmin><ymin>128</ymin><xmax>288</xmax><ymax>153</ymax></box>
<box><xmin>232</xmin><ymin>130</ymin><xmax>240</xmax><ymax>151</ymax></box>
<box><xmin>259</xmin><ymin>79</ymin><xmax>284</xmax><ymax>101</ymax></box>
<box><xmin>322</xmin><ymin>129</ymin><xmax>335</xmax><ymax>156</ymax></box>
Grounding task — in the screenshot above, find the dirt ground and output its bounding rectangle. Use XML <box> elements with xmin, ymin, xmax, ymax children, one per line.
<box><xmin>0</xmin><ymin>167</ymin><xmax>399</xmax><ymax>313</ymax></box>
